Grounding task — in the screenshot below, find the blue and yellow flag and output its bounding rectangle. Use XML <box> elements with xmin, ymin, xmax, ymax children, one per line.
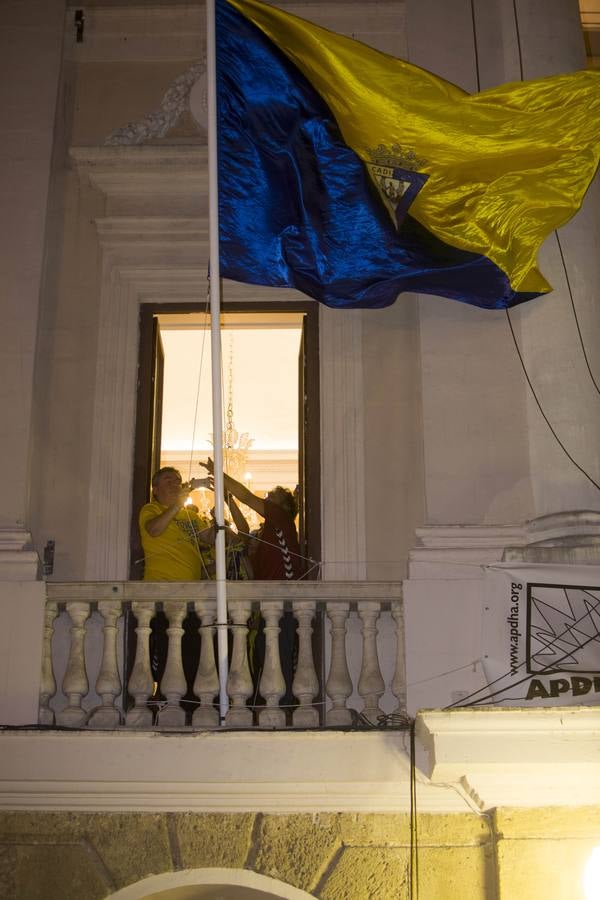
<box><xmin>217</xmin><ymin>0</ymin><xmax>600</xmax><ymax>310</ymax></box>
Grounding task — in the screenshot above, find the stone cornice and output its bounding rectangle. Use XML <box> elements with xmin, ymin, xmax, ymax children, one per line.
<box><xmin>46</xmin><ymin>579</ymin><xmax>403</xmax><ymax>605</ymax></box>
<box><xmin>0</xmin><ymin>730</ymin><xmax>462</xmax><ymax>814</ymax></box>
<box><xmin>417</xmin><ymin>706</ymin><xmax>600</xmax><ymax>810</ymax></box>
<box><xmin>2</xmin><ymin>707</ymin><xmax>600</xmax><ymax>812</ymax></box>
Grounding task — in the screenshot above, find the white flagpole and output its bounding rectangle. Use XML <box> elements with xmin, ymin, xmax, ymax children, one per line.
<box><xmin>206</xmin><ymin>0</ymin><xmax>229</xmax><ymax>722</ymax></box>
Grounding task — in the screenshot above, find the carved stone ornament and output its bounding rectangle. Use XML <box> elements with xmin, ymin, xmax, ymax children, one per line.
<box><xmin>104</xmin><ymin>58</ymin><xmax>207</xmax><ymax>146</ymax></box>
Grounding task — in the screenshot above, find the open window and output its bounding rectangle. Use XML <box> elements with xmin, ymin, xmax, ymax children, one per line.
<box><xmin>130</xmin><ymin>302</ymin><xmax>320</xmax><ymax>579</ymax></box>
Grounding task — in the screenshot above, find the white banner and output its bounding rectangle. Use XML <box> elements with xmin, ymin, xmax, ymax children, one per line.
<box><xmin>479</xmin><ymin>564</ymin><xmax>600</xmax><ymax>707</ymax></box>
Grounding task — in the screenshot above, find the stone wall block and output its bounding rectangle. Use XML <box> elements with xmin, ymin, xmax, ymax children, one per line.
<box><xmin>0</xmin><ymin>811</ymin><xmax>172</xmax><ymax>894</ymax></box>
<box><xmin>0</xmin><ymin>844</ymin><xmax>17</xmax><ymax>900</ymax></box>
<box><xmin>319</xmin><ymin>846</ymin><xmax>408</xmax><ymax>900</ymax></box>
<box><xmin>13</xmin><ymin>844</ymin><xmax>107</xmax><ymax>900</ymax></box>
<box><xmin>175</xmin><ymin>812</ymin><xmax>256</xmax><ymax>869</ymax></box>
<box><xmin>255</xmin><ymin>813</ymin><xmax>341</xmax><ymax>893</ymax></box>
<box><xmin>417</xmin><ymin>845</ymin><xmax>492</xmax><ymax>900</ymax></box>
<box><xmin>76</xmin><ymin>813</ymin><xmax>172</xmax><ymax>890</ymax></box>
<box><xmin>494</xmin><ymin>806</ymin><xmax>600</xmax><ymax>900</ymax></box>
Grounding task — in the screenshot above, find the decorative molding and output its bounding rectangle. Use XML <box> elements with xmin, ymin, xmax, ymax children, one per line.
<box><xmin>46</xmin><ymin>580</ymin><xmax>402</xmax><ymax>605</ymax></box>
<box><xmin>0</xmin><ymin>529</ymin><xmax>34</xmax><ymax>553</ymax></box>
<box><xmin>525</xmin><ymin>509</ymin><xmax>600</xmax><ymax>544</ymax></box>
<box><xmin>84</xmin><ymin>219</ymin><xmax>211</xmax><ymax>580</ymax></box>
<box><xmin>0</xmin><ymin>529</ymin><xmax>39</xmax><ymax>581</ymax></box>
<box><xmin>408</xmin><ymin>524</ymin><xmax>526</xmax><ymax>580</ymax></box>
<box><xmin>409</xmin><ymin>515</ymin><xmax>600</xmax><ymax>574</ymax></box>
<box><xmin>417</xmin><ymin>706</ymin><xmax>600</xmax><ymax>810</ymax></box>
<box><xmin>71</xmin><ymin>148</ymin><xmax>369</xmax><ymax>581</ymax></box>
<box><xmin>0</xmin><ymin>730</ymin><xmax>466</xmax><ymax>814</ymax></box>
<box><xmin>105</xmin><ymin>59</ymin><xmax>206</xmax><ymax>146</ymax></box>
<box><xmin>415</xmin><ymin>524</ymin><xmax>526</xmax><ymax>550</ymax></box>
<box><xmin>2</xmin><ymin>709</ymin><xmax>599</xmax><ymax>813</ymax></box>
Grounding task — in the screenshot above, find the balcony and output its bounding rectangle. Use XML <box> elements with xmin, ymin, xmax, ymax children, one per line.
<box><xmin>40</xmin><ymin>580</ymin><xmax>405</xmax><ymax>731</ymax></box>
<box><xmin>1</xmin><ymin>575</ymin><xmax>599</xmax><ymax>818</ymax></box>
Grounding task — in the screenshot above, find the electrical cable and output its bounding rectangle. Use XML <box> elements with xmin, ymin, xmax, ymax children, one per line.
<box><xmin>512</xmin><ymin>0</ymin><xmax>525</xmax><ymax>80</ymax></box>
<box><xmin>506</xmin><ymin>309</ymin><xmax>600</xmax><ymax>493</ymax></box>
<box><xmin>469</xmin><ymin>0</ymin><xmax>481</xmax><ymax>93</ymax></box>
<box><xmin>409</xmin><ymin>718</ymin><xmax>419</xmax><ymax>900</ymax></box>
<box><xmin>554</xmin><ymin>230</ymin><xmax>600</xmax><ymax>399</ymax></box>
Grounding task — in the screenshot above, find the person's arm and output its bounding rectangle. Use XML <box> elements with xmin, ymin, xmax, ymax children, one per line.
<box><xmin>226</xmin><ymin>493</ymin><xmax>251</xmax><ymax>542</ymax></box>
<box><xmin>143</xmin><ymin>490</ymin><xmax>188</xmax><ymax>538</ymax></box>
<box><xmin>202</xmin><ymin>457</ymin><xmax>266</xmax><ymax>518</ymax></box>
<box><xmin>144</xmin><ymin>476</ymin><xmax>210</xmax><ymax>538</ymax></box>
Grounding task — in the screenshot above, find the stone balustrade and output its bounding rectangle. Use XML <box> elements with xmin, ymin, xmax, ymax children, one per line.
<box><xmin>41</xmin><ymin>581</ymin><xmax>405</xmax><ymax>730</ymax></box>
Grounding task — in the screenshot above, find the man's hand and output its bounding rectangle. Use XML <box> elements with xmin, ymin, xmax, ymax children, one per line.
<box><xmin>200</xmin><ymin>457</ymin><xmax>215</xmax><ymax>476</ymax></box>
<box><xmin>175</xmin><ymin>485</ymin><xmax>191</xmax><ymax>509</ymax></box>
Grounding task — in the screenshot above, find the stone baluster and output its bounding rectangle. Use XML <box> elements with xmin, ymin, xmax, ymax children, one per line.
<box><xmin>258</xmin><ymin>600</ymin><xmax>286</xmax><ymax>728</ymax></box>
<box><xmin>39</xmin><ymin>601</ymin><xmax>59</xmax><ymax>726</ymax></box>
<box><xmin>126</xmin><ymin>601</ymin><xmax>155</xmax><ymax>728</ymax></box>
<box><xmin>325</xmin><ymin>602</ymin><xmax>353</xmax><ymax>725</ymax></box>
<box><xmin>225</xmin><ymin>599</ymin><xmax>253</xmax><ymax>727</ymax></box>
<box><xmin>192</xmin><ymin>599</ymin><xmax>219</xmax><ymax>727</ymax></box>
<box><xmin>292</xmin><ymin>600</ymin><xmax>319</xmax><ymax>727</ymax></box>
<box><xmin>357</xmin><ymin>601</ymin><xmax>385</xmax><ymax>725</ymax></box>
<box><xmin>56</xmin><ymin>601</ymin><xmax>90</xmax><ymax>727</ymax></box>
<box><xmin>157</xmin><ymin>601</ymin><xmax>187</xmax><ymax>727</ymax></box>
<box><xmin>89</xmin><ymin>600</ymin><xmax>123</xmax><ymax>728</ymax></box>
<box><xmin>391</xmin><ymin>601</ymin><xmax>408</xmax><ymax>720</ymax></box>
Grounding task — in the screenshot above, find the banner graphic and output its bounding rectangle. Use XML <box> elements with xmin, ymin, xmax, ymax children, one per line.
<box><xmin>481</xmin><ymin>569</ymin><xmax>600</xmax><ymax>707</ymax></box>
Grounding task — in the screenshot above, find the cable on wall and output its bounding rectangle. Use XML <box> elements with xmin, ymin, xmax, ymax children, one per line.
<box><xmin>409</xmin><ymin>719</ymin><xmax>419</xmax><ymax>900</ymax></box>
<box><xmin>505</xmin><ymin>309</ymin><xmax>600</xmax><ymax>493</ymax></box>
<box><xmin>554</xmin><ymin>230</ymin><xmax>600</xmax><ymax>399</ymax></box>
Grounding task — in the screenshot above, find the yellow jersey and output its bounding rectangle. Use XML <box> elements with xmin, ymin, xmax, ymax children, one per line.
<box><xmin>139</xmin><ymin>500</ymin><xmax>210</xmax><ymax>581</ymax></box>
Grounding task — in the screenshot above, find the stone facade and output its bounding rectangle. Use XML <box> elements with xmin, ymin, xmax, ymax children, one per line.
<box><xmin>0</xmin><ymin>811</ymin><xmax>489</xmax><ymax>899</ymax></box>
<box><xmin>2</xmin><ymin>808</ymin><xmax>599</xmax><ymax>899</ymax></box>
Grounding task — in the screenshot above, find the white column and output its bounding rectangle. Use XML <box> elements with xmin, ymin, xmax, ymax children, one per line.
<box><xmin>157</xmin><ymin>601</ymin><xmax>187</xmax><ymax>727</ymax></box>
<box><xmin>325</xmin><ymin>603</ymin><xmax>353</xmax><ymax>725</ymax></box>
<box><xmin>258</xmin><ymin>600</ymin><xmax>286</xmax><ymax>729</ymax></box>
<box><xmin>0</xmin><ymin>1</ymin><xmax>64</xmax><ymax>546</ymax></box>
<box><xmin>319</xmin><ymin>308</ymin><xmax>367</xmax><ymax>580</ymax></box>
<box><xmin>88</xmin><ymin>601</ymin><xmax>123</xmax><ymax>729</ymax></box>
<box><xmin>391</xmin><ymin>601</ymin><xmax>408</xmax><ymax>719</ymax></box>
<box><xmin>39</xmin><ymin>601</ymin><xmax>59</xmax><ymax>726</ymax></box>
<box><xmin>357</xmin><ymin>602</ymin><xmax>385</xmax><ymax>724</ymax></box>
<box><xmin>292</xmin><ymin>600</ymin><xmax>319</xmax><ymax>727</ymax></box>
<box><xmin>225</xmin><ymin>600</ymin><xmax>253</xmax><ymax>727</ymax></box>
<box><xmin>56</xmin><ymin>602</ymin><xmax>90</xmax><ymax>727</ymax></box>
<box><xmin>126</xmin><ymin>601</ymin><xmax>155</xmax><ymax>728</ymax></box>
<box><xmin>192</xmin><ymin>599</ymin><xmax>219</xmax><ymax>727</ymax></box>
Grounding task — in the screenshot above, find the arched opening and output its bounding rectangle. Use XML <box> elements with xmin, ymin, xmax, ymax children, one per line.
<box><xmin>107</xmin><ymin>868</ymin><xmax>316</xmax><ymax>900</ymax></box>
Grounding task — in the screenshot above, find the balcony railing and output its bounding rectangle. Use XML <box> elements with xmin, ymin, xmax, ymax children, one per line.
<box><xmin>40</xmin><ymin>581</ymin><xmax>405</xmax><ymax>730</ymax></box>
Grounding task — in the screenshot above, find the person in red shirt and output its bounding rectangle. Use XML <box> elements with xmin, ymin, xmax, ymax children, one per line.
<box><xmin>202</xmin><ymin>458</ymin><xmax>302</xmax><ymax>579</ymax></box>
<box><xmin>202</xmin><ymin>458</ymin><xmax>303</xmax><ymax>717</ymax></box>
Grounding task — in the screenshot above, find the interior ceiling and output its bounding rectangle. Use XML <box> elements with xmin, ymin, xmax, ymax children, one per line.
<box><xmin>158</xmin><ymin>313</ymin><xmax>303</xmax><ymax>452</ymax></box>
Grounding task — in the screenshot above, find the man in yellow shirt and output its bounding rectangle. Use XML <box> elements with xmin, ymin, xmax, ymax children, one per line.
<box><xmin>139</xmin><ymin>467</ymin><xmax>211</xmax><ymax>581</ymax></box>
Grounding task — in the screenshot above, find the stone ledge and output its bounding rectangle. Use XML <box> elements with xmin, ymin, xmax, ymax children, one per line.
<box><xmin>417</xmin><ymin>706</ymin><xmax>600</xmax><ymax>810</ymax></box>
